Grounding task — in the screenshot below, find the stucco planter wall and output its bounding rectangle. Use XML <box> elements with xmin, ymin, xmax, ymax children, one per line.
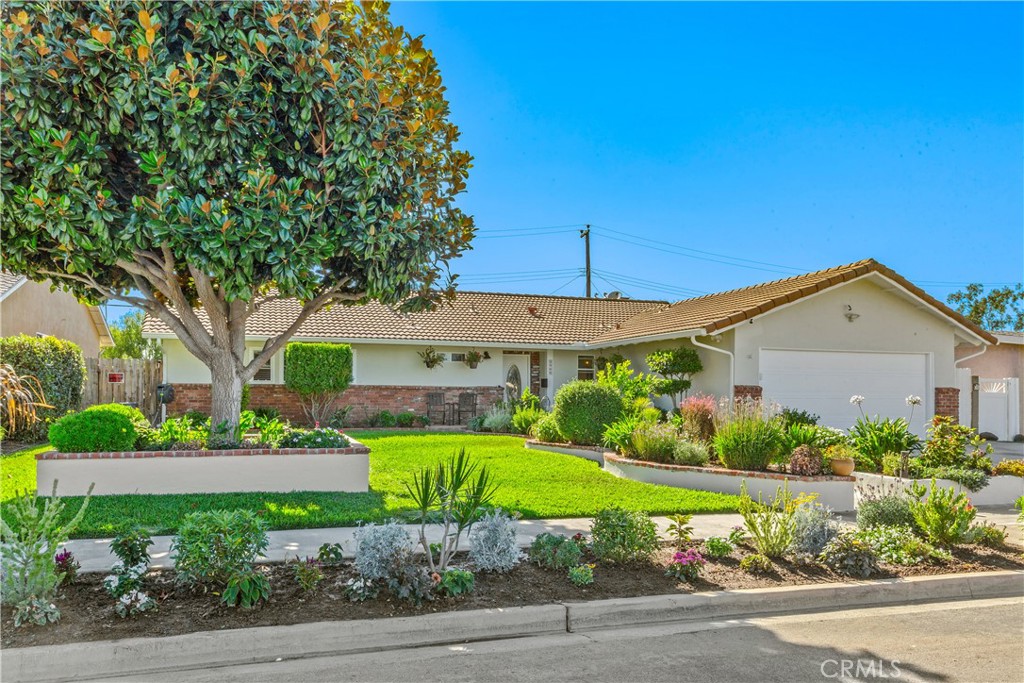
<box><xmin>855</xmin><ymin>472</ymin><xmax>1024</xmax><ymax>508</ymax></box>
<box><xmin>604</xmin><ymin>454</ymin><xmax>857</xmax><ymax>512</ymax></box>
<box><xmin>525</xmin><ymin>440</ymin><xmax>606</xmax><ymax>465</ymax></box>
<box><xmin>36</xmin><ymin>438</ymin><xmax>370</xmax><ymax>495</ymax></box>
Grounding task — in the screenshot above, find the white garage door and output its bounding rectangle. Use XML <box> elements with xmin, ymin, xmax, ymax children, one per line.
<box><xmin>760</xmin><ymin>350</ymin><xmax>929</xmax><ymax>435</ymax></box>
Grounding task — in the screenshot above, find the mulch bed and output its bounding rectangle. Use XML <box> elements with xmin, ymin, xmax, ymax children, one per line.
<box><xmin>4</xmin><ymin>541</ymin><xmax>1022</xmax><ymax>650</ymax></box>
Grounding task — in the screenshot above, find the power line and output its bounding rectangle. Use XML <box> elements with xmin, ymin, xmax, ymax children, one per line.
<box><xmin>594</xmin><ymin>268</ymin><xmax>707</xmax><ymax>296</ymax></box>
<box><xmin>549</xmin><ymin>274</ymin><xmax>584</xmax><ymax>295</ymax></box>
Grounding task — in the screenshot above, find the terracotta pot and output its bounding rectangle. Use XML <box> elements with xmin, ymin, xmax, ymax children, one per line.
<box><xmin>468</xmin><ymin>362</ymin><xmax>478</xmax><ymax>369</ymax></box>
<box><xmin>830</xmin><ymin>457</ymin><xmax>855</xmax><ymax>476</ymax></box>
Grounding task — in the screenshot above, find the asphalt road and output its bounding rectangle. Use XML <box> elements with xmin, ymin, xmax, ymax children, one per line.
<box><xmin>132</xmin><ymin>597</ymin><xmax>1024</xmax><ymax>683</ymax></box>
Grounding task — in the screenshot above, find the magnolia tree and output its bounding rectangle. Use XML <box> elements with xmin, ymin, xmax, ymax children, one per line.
<box><xmin>2</xmin><ymin>1</ymin><xmax>474</xmax><ymax>432</ymax></box>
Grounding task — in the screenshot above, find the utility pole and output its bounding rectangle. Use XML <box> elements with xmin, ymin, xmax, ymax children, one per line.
<box><xmin>580</xmin><ymin>225</ymin><xmax>591</xmax><ymax>297</ymax></box>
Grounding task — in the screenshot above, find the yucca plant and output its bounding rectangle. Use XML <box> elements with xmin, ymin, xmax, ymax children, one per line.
<box><xmin>406</xmin><ymin>448</ymin><xmax>497</xmax><ymax>572</ymax></box>
<box><xmin>0</xmin><ymin>363</ymin><xmax>52</xmax><ymax>436</ymax></box>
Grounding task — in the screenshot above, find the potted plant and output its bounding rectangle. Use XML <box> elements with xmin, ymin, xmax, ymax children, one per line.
<box><xmin>464</xmin><ymin>350</ymin><xmax>484</xmax><ymax>369</ymax></box>
<box><xmin>418</xmin><ymin>346</ymin><xmax>445</xmax><ymax>369</ymax></box>
<box><xmin>825</xmin><ymin>444</ymin><xmax>857</xmax><ymax>476</ymax></box>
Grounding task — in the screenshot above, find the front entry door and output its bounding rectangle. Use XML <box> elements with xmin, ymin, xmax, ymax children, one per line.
<box><xmin>502</xmin><ymin>354</ymin><xmax>530</xmax><ymax>403</ymax></box>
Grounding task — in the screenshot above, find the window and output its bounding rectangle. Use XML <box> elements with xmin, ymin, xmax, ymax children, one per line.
<box><xmin>577</xmin><ymin>355</ymin><xmax>595</xmax><ymax>380</ymax></box>
<box><xmin>247</xmin><ymin>347</ymin><xmax>273</xmax><ymax>383</ymax></box>
<box><xmin>450</xmin><ymin>352</ymin><xmax>466</xmax><ymax>362</ymax></box>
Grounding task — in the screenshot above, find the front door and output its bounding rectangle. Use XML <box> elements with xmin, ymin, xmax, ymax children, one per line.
<box><xmin>502</xmin><ymin>354</ymin><xmax>530</xmax><ymax>403</ymax></box>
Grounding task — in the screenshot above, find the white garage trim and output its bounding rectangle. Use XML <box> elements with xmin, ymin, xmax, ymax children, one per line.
<box><xmin>758</xmin><ymin>348</ymin><xmax>933</xmax><ymax>434</ymax></box>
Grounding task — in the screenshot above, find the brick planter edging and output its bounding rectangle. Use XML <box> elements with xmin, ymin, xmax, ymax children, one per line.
<box><xmin>603</xmin><ymin>453</ymin><xmax>856</xmax><ymax>482</ymax></box>
<box><xmin>38</xmin><ymin>438</ymin><xmax>369</xmax><ymax>460</ymax></box>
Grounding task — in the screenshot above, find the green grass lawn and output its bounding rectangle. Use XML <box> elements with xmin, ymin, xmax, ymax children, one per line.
<box><xmin>1</xmin><ymin>432</ymin><xmax>739</xmax><ymax>538</ymax></box>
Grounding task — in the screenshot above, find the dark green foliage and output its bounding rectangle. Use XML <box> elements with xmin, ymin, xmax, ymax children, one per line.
<box><xmin>528</xmin><ymin>533</ymin><xmax>584</xmax><ymax>570</ymax></box>
<box><xmin>0</xmin><ymin>335</ymin><xmax>85</xmax><ymax>438</ymax></box>
<box><xmin>395</xmin><ymin>412</ymin><xmax>417</xmax><ymax>428</ymax></box>
<box><xmin>317</xmin><ymin>543</ymin><xmax>345</xmax><ymax>565</ymax></box>
<box><xmin>552</xmin><ymin>380</ymin><xmax>623</xmax><ymax>445</ymax></box>
<box><xmin>630</xmin><ymin>422</ymin><xmax>678</xmax><ymax>463</ymax></box>
<box><xmin>589</xmin><ymin>508</ymin><xmax>659</xmax><ymax>563</ymax></box>
<box><xmin>511</xmin><ymin>407</ymin><xmax>545</xmax><ymax>435</ymax></box>
<box><xmin>98</xmin><ymin>403</ymin><xmax>153</xmax><ymax>448</ymax></box>
<box><xmin>856</xmin><ymin>494</ymin><xmax>916</xmax><ymax>530</ymax></box>
<box><xmin>818</xmin><ymin>531</ymin><xmax>880</xmax><ymax>578</ymax></box>
<box><xmin>947</xmin><ymin>283</ymin><xmax>1023</xmax><ymax>331</ymax></box>
<box><xmin>171</xmin><ymin>510</ymin><xmax>269</xmax><ymax>586</ymax></box>
<box><xmin>645</xmin><ymin>346</ymin><xmax>703</xmax><ymax>406</ymax></box>
<box><xmin>278</xmin><ymin>427</ymin><xmax>349</xmax><ymax>448</ymax></box>
<box><xmin>110</xmin><ymin>526</ymin><xmax>153</xmax><ymax>567</ymax></box>
<box><xmin>101</xmin><ymin>311</ymin><xmax>162</xmax><ymax>360</ymax></box>
<box><xmin>778</xmin><ymin>408</ymin><xmax>819</xmax><ymax>428</ymax></box>
<box><xmin>222</xmin><ymin>569</ymin><xmax>271</xmax><ymax>609</ymax></box>
<box><xmin>49</xmin><ymin>405</ymin><xmax>136</xmax><ymax>452</ymax></box>
<box><xmin>438</xmin><ymin>568</ymin><xmax>475</xmax><ymax>597</ymax></box>
<box><xmin>849</xmin><ymin>416</ymin><xmax>920</xmax><ymax>471</ymax></box>
<box><xmin>713</xmin><ymin>418</ymin><xmax>785</xmax><ymax>471</ymax></box>
<box><xmin>284</xmin><ymin>343</ymin><xmax>354</xmax><ymax>397</ymax></box>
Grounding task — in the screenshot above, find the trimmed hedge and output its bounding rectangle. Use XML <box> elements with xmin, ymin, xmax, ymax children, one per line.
<box><xmin>552</xmin><ymin>380</ymin><xmax>623</xmax><ymax>446</ymax></box>
<box><xmin>49</xmin><ymin>404</ymin><xmax>137</xmax><ymax>452</ymax></box>
<box><xmin>0</xmin><ymin>334</ymin><xmax>86</xmax><ymax>438</ymax></box>
<box><xmin>284</xmin><ymin>342</ymin><xmax>353</xmax><ymax>396</ymax></box>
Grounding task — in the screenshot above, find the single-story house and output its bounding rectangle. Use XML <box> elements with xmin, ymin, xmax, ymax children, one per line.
<box><xmin>144</xmin><ymin>259</ymin><xmax>997</xmax><ymax>433</ymax></box>
<box><xmin>955</xmin><ymin>331</ymin><xmax>1023</xmax><ymax>441</ymax></box>
<box><xmin>1</xmin><ymin>271</ymin><xmax>113</xmax><ymax>357</ymax></box>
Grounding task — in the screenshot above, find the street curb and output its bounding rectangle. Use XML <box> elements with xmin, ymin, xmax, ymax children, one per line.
<box><xmin>4</xmin><ymin>571</ymin><xmax>1022</xmax><ymax>683</ymax></box>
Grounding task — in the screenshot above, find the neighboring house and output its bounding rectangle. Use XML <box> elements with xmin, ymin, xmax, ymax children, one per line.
<box><xmin>0</xmin><ymin>272</ymin><xmax>113</xmax><ymax>357</ymax></box>
<box><xmin>955</xmin><ymin>331</ymin><xmax>1023</xmax><ymax>441</ymax></box>
<box><xmin>144</xmin><ymin>259</ymin><xmax>995</xmax><ymax>433</ymax></box>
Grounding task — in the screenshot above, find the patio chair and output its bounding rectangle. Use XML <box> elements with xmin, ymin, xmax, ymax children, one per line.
<box><xmin>457</xmin><ymin>392</ymin><xmax>478</xmax><ymax>424</ymax></box>
<box><xmin>426</xmin><ymin>392</ymin><xmax>446</xmax><ymax>425</ymax></box>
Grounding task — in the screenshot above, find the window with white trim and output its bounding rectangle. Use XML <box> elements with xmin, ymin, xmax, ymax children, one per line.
<box><xmin>246</xmin><ymin>347</ymin><xmax>273</xmax><ymax>383</ymax></box>
<box><xmin>577</xmin><ymin>355</ymin><xmax>595</xmax><ymax>380</ymax></box>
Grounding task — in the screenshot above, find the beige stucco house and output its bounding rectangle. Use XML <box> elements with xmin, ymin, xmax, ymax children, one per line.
<box><xmin>1</xmin><ymin>272</ymin><xmax>112</xmax><ymax>357</ymax></box>
<box><xmin>145</xmin><ymin>259</ymin><xmax>995</xmax><ymax>432</ymax></box>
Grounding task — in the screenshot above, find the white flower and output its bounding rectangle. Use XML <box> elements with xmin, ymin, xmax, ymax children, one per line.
<box><xmin>849</xmin><ymin>395</ymin><xmax>865</xmax><ymax>405</ymax></box>
<box><xmin>905</xmin><ymin>395</ymin><xmax>922</xmax><ymax>406</ymax></box>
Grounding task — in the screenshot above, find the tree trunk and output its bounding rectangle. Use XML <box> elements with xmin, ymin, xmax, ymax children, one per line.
<box><xmin>209</xmin><ymin>351</ymin><xmax>244</xmax><ymax>441</ymax></box>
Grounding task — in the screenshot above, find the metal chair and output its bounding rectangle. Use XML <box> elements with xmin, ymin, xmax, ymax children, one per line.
<box><xmin>457</xmin><ymin>392</ymin><xmax>478</xmax><ymax>424</ymax></box>
<box><xmin>427</xmin><ymin>392</ymin><xmax>446</xmax><ymax>425</ymax></box>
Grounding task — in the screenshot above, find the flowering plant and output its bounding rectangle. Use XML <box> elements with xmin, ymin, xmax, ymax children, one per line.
<box><xmin>665</xmin><ymin>548</ymin><xmax>706</xmax><ymax>582</ymax></box>
<box><xmin>54</xmin><ymin>549</ymin><xmax>80</xmax><ymax>585</ymax></box>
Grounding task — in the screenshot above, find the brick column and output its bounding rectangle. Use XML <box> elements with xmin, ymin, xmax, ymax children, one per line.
<box><xmin>734</xmin><ymin>385</ymin><xmax>763</xmax><ymax>400</ymax></box>
<box><xmin>934</xmin><ymin>387</ymin><xmax>959</xmax><ymax>420</ymax></box>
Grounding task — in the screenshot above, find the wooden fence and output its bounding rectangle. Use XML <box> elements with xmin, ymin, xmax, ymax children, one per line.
<box><xmin>83</xmin><ymin>358</ymin><xmax>163</xmax><ymax>422</ymax></box>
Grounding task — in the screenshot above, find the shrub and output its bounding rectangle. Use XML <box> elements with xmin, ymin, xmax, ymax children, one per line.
<box><xmin>511</xmin><ymin>407</ymin><xmax>545</xmax><ymax>435</ymax></box>
<box><xmin>790</xmin><ymin>502</ymin><xmax>839</xmax><ymax>559</ymax></box>
<box><xmin>737</xmin><ymin>482</ymin><xmax>798</xmax><ymax>558</ymax></box>
<box><xmin>385</xmin><ymin>551</ymin><xmax>435</xmax><ymax>605</ymax></box>
<box><xmin>553</xmin><ymin>381</ymin><xmax>623</xmax><ymax>446</ymax></box>
<box><xmin>438</xmin><ymin>569</ymin><xmax>475</xmax><ymax>597</ymax></box>
<box><xmin>993</xmin><ymin>460</ymin><xmax>1024</xmax><ymax>477</ymax></box>
<box><xmin>481</xmin><ymin>405</ymin><xmax>512</xmax><ymax>433</ymax></box>
<box><xmin>354</xmin><ymin>522</ymin><xmax>416</xmax><ymax>580</ymax></box>
<box><xmin>590</xmin><ymin>508</ymin><xmax>659</xmax><ymax>563</ymax></box>
<box><xmin>603</xmin><ymin>414</ymin><xmax>642</xmax><ymax>454</ymax></box>
<box><xmin>631</xmin><ymin>422</ymin><xmax>678</xmax><ymax>463</ymax></box>
<box><xmin>253</xmin><ymin>407</ymin><xmax>281</xmax><ymax>421</ymax></box>
<box><xmin>528</xmin><ymin>533</ymin><xmax>584</xmax><ymax>570</ymax></box>
<box><xmin>779</xmin><ymin>408</ymin><xmax>819</xmax><ymax>428</ymax></box>
<box><xmin>713</xmin><ymin>418</ymin><xmax>785</xmax><ymax>471</ymax></box>
<box><xmin>595</xmin><ymin>359</ymin><xmax>655</xmax><ymax>406</ymax></box>
<box><xmin>856</xmin><ymin>493</ymin><xmax>916</xmax><ymax>530</ymax></box>
<box><xmin>104</xmin><ymin>560</ymin><xmax>154</xmax><ymax>617</ymax></box>
<box><xmin>530</xmin><ymin>413</ymin><xmax>564</xmax><ymax>443</ymax></box>
<box><xmin>395</xmin><ymin>411</ymin><xmax>417</xmax><ymax>428</ymax></box>
<box><xmin>919</xmin><ymin>415</ymin><xmax>992</xmax><ymax>472</ymax></box>
<box><xmin>703</xmin><ymin>536</ymin><xmax>735</xmax><ymax>558</ymax></box>
<box><xmin>665</xmin><ymin>548</ymin><xmax>706</xmax><ymax>582</ymax></box>
<box><xmin>110</xmin><ymin>526</ymin><xmax>154</xmax><ymax>567</ymax></box>
<box><xmin>672</xmin><ymin>439</ymin><xmax>710</xmax><ymax>466</ymax></box>
<box><xmin>819</xmin><ymin>531</ymin><xmax>880</xmax><ymax>578</ymax></box>
<box><xmin>1</xmin><ymin>363</ymin><xmax>50</xmax><ymax>436</ymax></box>
<box><xmin>855</xmin><ymin>525</ymin><xmax>945</xmax><ymax>566</ymax></box>
<box><xmin>293</xmin><ymin>556</ymin><xmax>325</xmax><ymax>592</ymax></box>
<box><xmin>317</xmin><ymin>542</ymin><xmax>345</xmax><ymax>565</ymax></box>
<box><xmin>908</xmin><ymin>479</ymin><xmax>976</xmax><ymax>547</ymax></box>
<box><xmin>568</xmin><ymin>563</ymin><xmax>595</xmax><ymax>586</ymax></box>
<box><xmin>676</xmin><ymin>394</ymin><xmax>717</xmax><ymax>443</ymax></box>
<box><xmin>0</xmin><ymin>481</ymin><xmax>93</xmax><ymax>614</ymax></box>
<box><xmin>152</xmin><ymin>415</ymin><xmax>208</xmax><ymax>448</ymax></box>
<box><xmin>181</xmin><ymin>409</ymin><xmax>209</xmax><ymax>423</ymax></box>
<box><xmin>739</xmin><ymin>553</ymin><xmax>772</xmax><ymax>574</ymax></box>
<box><xmin>781</xmin><ymin>423</ymin><xmax>822</xmax><ymax>454</ymax></box>
<box><xmin>49</xmin><ymin>405</ymin><xmax>136</xmax><ymax>452</ymax></box>
<box><xmin>97</xmin><ymin>404</ymin><xmax>154</xmax><ymax>447</ymax></box>
<box><xmin>279</xmin><ymin>427</ymin><xmax>349</xmax><ymax>448</ymax></box>
<box><xmin>849</xmin><ymin>416</ymin><xmax>920</xmax><ymax>472</ymax></box>
<box><xmin>172</xmin><ymin>510</ymin><xmax>269</xmax><ymax>586</ymax></box>
<box><xmin>283</xmin><ymin>342</ymin><xmax>353</xmax><ymax>425</ymax></box>
<box><xmin>788</xmin><ymin>444</ymin><xmax>825</xmax><ymax>476</ymax></box>
<box><xmin>222</xmin><ymin>569</ymin><xmax>272</xmax><ymax>608</ymax></box>
<box><xmin>924</xmin><ymin>466</ymin><xmax>989</xmax><ymax>492</ymax></box>
<box><xmin>0</xmin><ymin>334</ymin><xmax>86</xmax><ymax>438</ymax></box>
<box><xmin>964</xmin><ymin>522</ymin><xmax>1008</xmax><ymax>548</ymax></box>
<box><xmin>469</xmin><ymin>509</ymin><xmax>524</xmax><ymax>573</ymax></box>
<box><xmin>645</xmin><ymin>346</ymin><xmax>703</xmax><ymax>407</ymax></box>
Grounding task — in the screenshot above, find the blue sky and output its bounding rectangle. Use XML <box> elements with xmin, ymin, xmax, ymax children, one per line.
<box><xmin>388</xmin><ymin>1</ymin><xmax>1024</xmax><ymax>303</ymax></box>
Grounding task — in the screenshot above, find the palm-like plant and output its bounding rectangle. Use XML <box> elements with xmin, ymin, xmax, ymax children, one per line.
<box><xmin>1</xmin><ymin>363</ymin><xmax>52</xmax><ymax>436</ymax></box>
<box><xmin>406</xmin><ymin>448</ymin><xmax>497</xmax><ymax>572</ymax></box>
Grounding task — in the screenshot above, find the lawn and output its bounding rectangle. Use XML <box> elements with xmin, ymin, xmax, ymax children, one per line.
<box><xmin>1</xmin><ymin>432</ymin><xmax>739</xmax><ymax>538</ymax></box>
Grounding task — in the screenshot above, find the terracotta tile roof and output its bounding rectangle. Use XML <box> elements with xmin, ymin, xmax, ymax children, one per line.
<box><xmin>587</xmin><ymin>258</ymin><xmax>997</xmax><ymax>345</ymax></box>
<box><xmin>142</xmin><ymin>291</ymin><xmax>665</xmax><ymax>346</ymax></box>
<box><xmin>0</xmin><ymin>271</ymin><xmax>26</xmax><ymax>299</ymax></box>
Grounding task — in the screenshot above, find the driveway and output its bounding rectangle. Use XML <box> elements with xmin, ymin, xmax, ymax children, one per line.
<box><xmin>990</xmin><ymin>441</ymin><xmax>1024</xmax><ymax>464</ymax></box>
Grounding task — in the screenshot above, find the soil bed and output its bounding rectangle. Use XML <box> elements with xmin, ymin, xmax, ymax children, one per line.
<box><xmin>4</xmin><ymin>541</ymin><xmax>1022</xmax><ymax>650</ymax></box>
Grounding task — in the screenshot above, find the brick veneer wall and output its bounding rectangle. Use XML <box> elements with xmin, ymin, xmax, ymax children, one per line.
<box><xmin>166</xmin><ymin>384</ymin><xmax>504</xmax><ymax>426</ymax></box>
<box><xmin>734</xmin><ymin>385</ymin><xmax>763</xmax><ymax>400</ymax></box>
<box><xmin>934</xmin><ymin>387</ymin><xmax>959</xmax><ymax>420</ymax></box>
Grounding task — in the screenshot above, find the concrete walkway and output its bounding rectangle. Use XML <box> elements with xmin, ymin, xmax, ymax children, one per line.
<box><xmin>64</xmin><ymin>506</ymin><xmax>1022</xmax><ymax>573</ymax></box>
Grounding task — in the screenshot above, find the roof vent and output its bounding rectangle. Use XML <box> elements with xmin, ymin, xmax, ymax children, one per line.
<box><xmin>527</xmin><ymin>306</ymin><xmax>543</xmax><ymax>318</ymax></box>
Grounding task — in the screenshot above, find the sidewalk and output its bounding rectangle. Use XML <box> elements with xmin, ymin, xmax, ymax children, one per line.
<box><xmin>65</xmin><ymin>507</ymin><xmax>1021</xmax><ymax>573</ymax></box>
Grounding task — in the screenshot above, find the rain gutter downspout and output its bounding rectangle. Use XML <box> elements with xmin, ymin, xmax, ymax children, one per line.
<box><xmin>954</xmin><ymin>343</ymin><xmax>989</xmax><ymax>367</ymax></box>
<box><xmin>690</xmin><ymin>333</ymin><xmax>735</xmax><ymax>402</ymax></box>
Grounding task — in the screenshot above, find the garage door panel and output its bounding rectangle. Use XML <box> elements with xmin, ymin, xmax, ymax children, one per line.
<box><xmin>760</xmin><ymin>350</ymin><xmax>928</xmax><ymax>435</ymax></box>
